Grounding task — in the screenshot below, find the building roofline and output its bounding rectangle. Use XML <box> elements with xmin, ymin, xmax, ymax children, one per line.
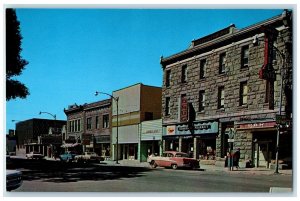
<box><xmin>160</xmin><ymin>11</ymin><xmax>287</xmax><ymax>67</ymax></box>
<box><xmin>113</xmin><ymin>83</ymin><xmax>161</xmax><ymax>93</ymax></box>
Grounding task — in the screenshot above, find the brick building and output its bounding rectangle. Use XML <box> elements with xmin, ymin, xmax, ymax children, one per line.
<box><xmin>64</xmin><ymin>99</ymin><xmax>112</xmax><ymax>157</ymax></box>
<box><xmin>160</xmin><ymin>10</ymin><xmax>292</xmax><ymax>168</ymax></box>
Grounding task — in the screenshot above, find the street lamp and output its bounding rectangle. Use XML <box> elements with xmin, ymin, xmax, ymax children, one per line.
<box><xmin>95</xmin><ymin>91</ymin><xmax>119</xmax><ymax>164</ymax></box>
<box><xmin>39</xmin><ymin>111</ymin><xmax>56</xmax><ymax>120</ymax></box>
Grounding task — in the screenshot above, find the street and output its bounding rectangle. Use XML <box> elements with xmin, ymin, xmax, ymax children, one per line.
<box><xmin>6</xmin><ymin>158</ymin><xmax>293</xmax><ymax>193</ymax></box>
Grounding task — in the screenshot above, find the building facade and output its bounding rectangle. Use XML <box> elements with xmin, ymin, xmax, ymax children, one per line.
<box><xmin>14</xmin><ymin>118</ymin><xmax>66</xmax><ymax>157</ymax></box>
<box><xmin>160</xmin><ymin>10</ymin><xmax>292</xmax><ymax>168</ymax></box>
<box><xmin>111</xmin><ymin>83</ymin><xmax>162</xmax><ymax>161</ymax></box>
<box><xmin>64</xmin><ymin>99</ymin><xmax>112</xmax><ymax>157</ymax></box>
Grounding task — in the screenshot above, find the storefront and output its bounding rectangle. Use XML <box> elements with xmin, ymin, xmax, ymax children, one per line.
<box><xmin>140</xmin><ymin>119</ymin><xmax>162</xmax><ymax>162</ymax></box>
<box><xmin>163</xmin><ymin>121</ymin><xmax>218</xmax><ymax>159</ymax></box>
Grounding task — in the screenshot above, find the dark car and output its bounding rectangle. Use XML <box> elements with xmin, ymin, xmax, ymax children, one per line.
<box><xmin>6</xmin><ymin>169</ymin><xmax>23</xmax><ymax>191</ymax></box>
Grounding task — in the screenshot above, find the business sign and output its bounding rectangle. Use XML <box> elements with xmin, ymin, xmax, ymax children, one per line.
<box><xmin>176</xmin><ymin>121</ymin><xmax>218</xmax><ymax>135</ymax></box>
<box><xmin>237</xmin><ymin>121</ymin><xmax>276</xmax><ymax>130</ymax></box>
<box><xmin>166</xmin><ymin>126</ymin><xmax>176</xmax><ymax>135</ymax></box>
<box><xmin>180</xmin><ymin>96</ymin><xmax>188</xmax><ymax>122</ymax></box>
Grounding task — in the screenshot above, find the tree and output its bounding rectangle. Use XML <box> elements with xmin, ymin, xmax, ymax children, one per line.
<box><xmin>6</xmin><ymin>8</ymin><xmax>29</xmax><ymax>101</ymax></box>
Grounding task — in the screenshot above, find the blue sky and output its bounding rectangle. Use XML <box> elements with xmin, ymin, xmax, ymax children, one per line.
<box><xmin>6</xmin><ymin>8</ymin><xmax>284</xmax><ymax>132</ymax></box>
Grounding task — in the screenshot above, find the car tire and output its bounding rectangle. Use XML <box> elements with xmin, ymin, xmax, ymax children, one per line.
<box><xmin>171</xmin><ymin>164</ymin><xmax>178</xmax><ymax>170</ymax></box>
<box><xmin>150</xmin><ymin>160</ymin><xmax>157</xmax><ymax>168</ymax></box>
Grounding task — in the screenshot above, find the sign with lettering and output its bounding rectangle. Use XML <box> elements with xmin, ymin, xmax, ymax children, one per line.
<box><xmin>176</xmin><ymin>121</ymin><xmax>218</xmax><ymax>135</ymax></box>
<box><xmin>237</xmin><ymin>121</ymin><xmax>276</xmax><ymax>130</ymax></box>
<box><xmin>180</xmin><ymin>95</ymin><xmax>188</xmax><ymax>122</ymax></box>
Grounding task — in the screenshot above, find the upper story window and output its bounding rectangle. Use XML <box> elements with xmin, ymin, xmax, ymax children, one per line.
<box><xmin>218</xmin><ymin>86</ymin><xmax>225</xmax><ymax>109</ymax></box>
<box><xmin>95</xmin><ymin>116</ymin><xmax>99</xmax><ymax>129</ymax></box>
<box><xmin>181</xmin><ymin>65</ymin><xmax>188</xmax><ymax>83</ymax></box>
<box><xmin>241</xmin><ymin>45</ymin><xmax>249</xmax><ymax>68</ymax></box>
<box><xmin>165</xmin><ymin>97</ymin><xmax>171</xmax><ymax>116</ymax></box>
<box><xmin>87</xmin><ymin>117</ymin><xmax>92</xmax><ymax>130</ymax></box>
<box><xmin>166</xmin><ymin>69</ymin><xmax>171</xmax><ymax>87</ymax></box>
<box><xmin>219</xmin><ymin>53</ymin><xmax>226</xmax><ymax>74</ymax></box>
<box><xmin>103</xmin><ymin>114</ymin><xmax>109</xmax><ymax>128</ymax></box>
<box><xmin>240</xmin><ymin>81</ymin><xmax>248</xmax><ymax>105</ymax></box>
<box><xmin>68</xmin><ymin>119</ymin><xmax>81</xmax><ymax>132</ymax></box>
<box><xmin>199</xmin><ymin>90</ymin><xmax>205</xmax><ymax>112</ymax></box>
<box><xmin>200</xmin><ymin>59</ymin><xmax>206</xmax><ymax>79</ymax></box>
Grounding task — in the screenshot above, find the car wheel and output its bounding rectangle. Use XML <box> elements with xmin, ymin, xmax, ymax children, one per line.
<box><xmin>150</xmin><ymin>160</ymin><xmax>157</xmax><ymax>168</ymax></box>
<box><xmin>171</xmin><ymin>164</ymin><xmax>178</xmax><ymax>170</ymax></box>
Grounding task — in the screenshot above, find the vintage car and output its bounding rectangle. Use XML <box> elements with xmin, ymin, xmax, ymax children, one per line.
<box><xmin>26</xmin><ymin>151</ymin><xmax>44</xmax><ymax>159</ymax></box>
<box><xmin>147</xmin><ymin>151</ymin><xmax>200</xmax><ymax>170</ymax></box>
<box><xmin>6</xmin><ymin>169</ymin><xmax>23</xmax><ymax>191</ymax></box>
<box><xmin>59</xmin><ymin>151</ymin><xmax>77</xmax><ymax>162</ymax></box>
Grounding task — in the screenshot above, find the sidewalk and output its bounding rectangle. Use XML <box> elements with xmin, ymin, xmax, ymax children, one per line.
<box><xmin>101</xmin><ymin>160</ymin><xmax>292</xmax><ymax>175</ymax></box>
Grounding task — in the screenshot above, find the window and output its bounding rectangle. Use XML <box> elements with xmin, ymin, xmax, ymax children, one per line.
<box><xmin>95</xmin><ymin>116</ymin><xmax>99</xmax><ymax>129</ymax></box>
<box><xmin>240</xmin><ymin>81</ymin><xmax>248</xmax><ymax>105</ymax></box>
<box><xmin>219</xmin><ymin>53</ymin><xmax>226</xmax><ymax>74</ymax></box>
<box><xmin>200</xmin><ymin>59</ymin><xmax>206</xmax><ymax>79</ymax></box>
<box><xmin>165</xmin><ymin>97</ymin><xmax>171</xmax><ymax>116</ymax></box>
<box><xmin>87</xmin><ymin>117</ymin><xmax>92</xmax><ymax>130</ymax></box>
<box><xmin>218</xmin><ymin>86</ymin><xmax>225</xmax><ymax>109</ymax></box>
<box><xmin>199</xmin><ymin>90</ymin><xmax>205</xmax><ymax>112</ymax></box>
<box><xmin>103</xmin><ymin>114</ymin><xmax>109</xmax><ymax>128</ymax></box>
<box><xmin>181</xmin><ymin>65</ymin><xmax>187</xmax><ymax>83</ymax></box>
<box><xmin>166</xmin><ymin>70</ymin><xmax>171</xmax><ymax>87</ymax></box>
<box><xmin>74</xmin><ymin>120</ymin><xmax>77</xmax><ymax>132</ymax></box>
<box><xmin>241</xmin><ymin>45</ymin><xmax>249</xmax><ymax>68</ymax></box>
<box><xmin>77</xmin><ymin>119</ymin><xmax>81</xmax><ymax>131</ymax></box>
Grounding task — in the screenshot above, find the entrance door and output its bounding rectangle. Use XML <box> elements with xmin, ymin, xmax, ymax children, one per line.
<box><xmin>254</xmin><ymin>142</ymin><xmax>271</xmax><ymax>168</ymax></box>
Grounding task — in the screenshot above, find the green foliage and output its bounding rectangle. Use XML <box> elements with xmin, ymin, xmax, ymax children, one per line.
<box><xmin>6</xmin><ymin>8</ymin><xmax>29</xmax><ymax>101</ymax></box>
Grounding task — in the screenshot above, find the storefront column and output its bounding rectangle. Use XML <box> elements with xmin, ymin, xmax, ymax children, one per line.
<box><xmin>162</xmin><ymin>140</ymin><xmax>166</xmax><ymax>152</ymax></box>
<box><xmin>193</xmin><ymin>137</ymin><xmax>199</xmax><ymax>159</ymax></box>
<box><xmin>179</xmin><ymin>137</ymin><xmax>182</xmax><ymax>152</ymax></box>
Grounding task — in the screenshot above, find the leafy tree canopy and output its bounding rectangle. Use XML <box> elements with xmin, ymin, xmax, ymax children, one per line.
<box><xmin>6</xmin><ymin>8</ymin><xmax>29</xmax><ymax>101</ymax></box>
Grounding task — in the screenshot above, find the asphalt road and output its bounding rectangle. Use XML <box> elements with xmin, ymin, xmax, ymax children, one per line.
<box><xmin>6</xmin><ymin>158</ymin><xmax>293</xmax><ymax>194</ymax></box>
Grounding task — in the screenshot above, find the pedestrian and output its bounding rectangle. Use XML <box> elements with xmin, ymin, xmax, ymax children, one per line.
<box><xmin>233</xmin><ymin>148</ymin><xmax>240</xmax><ymax>170</ymax></box>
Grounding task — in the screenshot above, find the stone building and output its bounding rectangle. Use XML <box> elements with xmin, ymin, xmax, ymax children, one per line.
<box><xmin>160</xmin><ymin>10</ymin><xmax>292</xmax><ymax>168</ymax></box>
<box><xmin>64</xmin><ymin>99</ymin><xmax>112</xmax><ymax>157</ymax></box>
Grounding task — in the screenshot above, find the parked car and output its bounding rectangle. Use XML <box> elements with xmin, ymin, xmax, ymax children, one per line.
<box><xmin>74</xmin><ymin>152</ymin><xmax>104</xmax><ymax>163</ymax></box>
<box><xmin>147</xmin><ymin>151</ymin><xmax>200</xmax><ymax>170</ymax></box>
<box><xmin>26</xmin><ymin>151</ymin><xmax>44</xmax><ymax>159</ymax></box>
<box><xmin>59</xmin><ymin>151</ymin><xmax>77</xmax><ymax>162</ymax></box>
<box><xmin>6</xmin><ymin>169</ymin><xmax>23</xmax><ymax>191</ymax></box>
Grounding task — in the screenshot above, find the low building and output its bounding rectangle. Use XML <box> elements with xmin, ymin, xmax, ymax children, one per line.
<box><xmin>64</xmin><ymin>99</ymin><xmax>112</xmax><ymax>157</ymax></box>
<box><xmin>111</xmin><ymin>83</ymin><xmax>162</xmax><ymax>161</ymax></box>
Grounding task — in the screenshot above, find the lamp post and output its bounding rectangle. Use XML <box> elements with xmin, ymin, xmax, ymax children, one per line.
<box><xmin>39</xmin><ymin>111</ymin><xmax>56</xmax><ymax>120</ymax></box>
<box><xmin>95</xmin><ymin>91</ymin><xmax>119</xmax><ymax>164</ymax></box>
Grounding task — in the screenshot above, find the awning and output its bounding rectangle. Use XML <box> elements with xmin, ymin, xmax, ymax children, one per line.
<box><xmin>61</xmin><ymin>143</ymin><xmax>80</xmax><ymax>148</ymax></box>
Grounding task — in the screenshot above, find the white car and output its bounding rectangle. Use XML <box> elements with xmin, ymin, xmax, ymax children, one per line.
<box><xmin>26</xmin><ymin>151</ymin><xmax>44</xmax><ymax>159</ymax></box>
<box><xmin>6</xmin><ymin>170</ymin><xmax>23</xmax><ymax>191</ymax></box>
